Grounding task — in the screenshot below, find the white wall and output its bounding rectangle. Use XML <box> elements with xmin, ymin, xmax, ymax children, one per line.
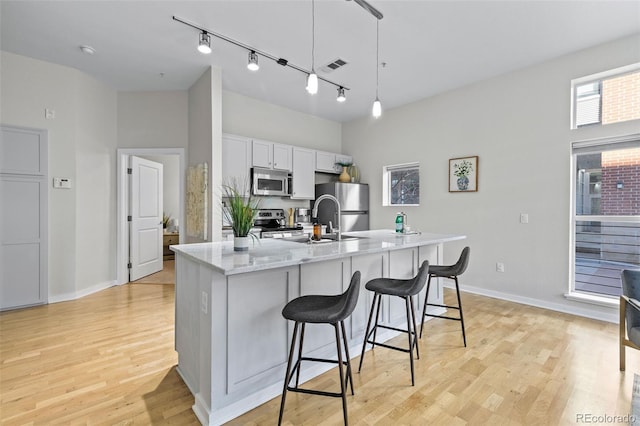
<box><xmin>222</xmin><ymin>90</ymin><xmax>341</xmax><ymax>152</ymax></box>
<box><xmin>1</xmin><ymin>51</ymin><xmax>117</xmax><ymax>300</ymax></box>
<box><xmin>117</xmin><ymin>91</ymin><xmax>188</xmax><ymax>149</ymax></box>
<box><xmin>342</xmin><ymin>34</ymin><xmax>640</xmax><ymax>321</ymax></box>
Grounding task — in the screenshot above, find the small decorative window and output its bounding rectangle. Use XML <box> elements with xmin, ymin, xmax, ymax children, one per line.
<box><xmin>572</xmin><ymin>63</ymin><xmax>640</xmax><ymax>129</ymax></box>
<box><xmin>382</xmin><ymin>162</ymin><xmax>419</xmax><ymax>206</ymax></box>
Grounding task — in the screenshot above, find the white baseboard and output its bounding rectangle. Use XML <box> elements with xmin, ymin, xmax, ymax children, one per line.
<box><xmin>48</xmin><ymin>280</ymin><xmax>117</xmax><ymax>304</ymax></box>
<box><xmin>450</xmin><ymin>283</ymin><xmax>618</xmax><ymax>324</ymax></box>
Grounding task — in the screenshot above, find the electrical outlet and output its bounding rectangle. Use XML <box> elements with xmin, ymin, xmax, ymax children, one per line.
<box><xmin>496</xmin><ymin>262</ymin><xmax>505</xmax><ymax>273</ymax></box>
<box><xmin>201</xmin><ymin>291</ymin><xmax>208</xmax><ymax>314</ymax></box>
<box><xmin>520</xmin><ymin>213</ymin><xmax>529</xmax><ymax>224</ymax></box>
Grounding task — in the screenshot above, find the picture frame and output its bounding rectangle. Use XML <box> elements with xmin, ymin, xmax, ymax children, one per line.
<box><xmin>449</xmin><ymin>156</ymin><xmax>478</xmax><ymax>192</ymax></box>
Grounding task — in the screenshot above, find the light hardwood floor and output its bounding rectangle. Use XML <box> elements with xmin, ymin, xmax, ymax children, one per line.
<box><xmin>1</xmin><ymin>284</ymin><xmax>637</xmax><ymax>425</ymax></box>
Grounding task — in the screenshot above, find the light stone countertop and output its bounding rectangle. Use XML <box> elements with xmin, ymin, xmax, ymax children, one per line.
<box><xmin>170</xmin><ymin>229</ymin><xmax>466</xmax><ymax>275</ymax></box>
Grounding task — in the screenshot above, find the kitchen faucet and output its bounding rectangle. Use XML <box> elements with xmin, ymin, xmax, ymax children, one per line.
<box><xmin>312</xmin><ymin>194</ymin><xmax>341</xmax><ymax>241</ymax></box>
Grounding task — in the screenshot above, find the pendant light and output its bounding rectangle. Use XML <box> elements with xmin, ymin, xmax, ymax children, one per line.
<box><xmin>198</xmin><ymin>31</ymin><xmax>212</xmax><ymax>54</ymax></box>
<box><xmin>372</xmin><ymin>20</ymin><xmax>382</xmax><ymax>118</ymax></box>
<box><xmin>247</xmin><ymin>50</ymin><xmax>259</xmax><ymax>71</ymax></box>
<box><xmin>306</xmin><ymin>0</ymin><xmax>318</xmax><ymax>95</ymax></box>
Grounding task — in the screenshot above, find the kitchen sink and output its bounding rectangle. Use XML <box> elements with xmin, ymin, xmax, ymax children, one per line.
<box><xmin>282</xmin><ymin>234</ymin><xmax>364</xmax><ymax>244</ymax></box>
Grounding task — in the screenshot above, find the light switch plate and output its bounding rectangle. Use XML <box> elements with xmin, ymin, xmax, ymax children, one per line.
<box><xmin>53</xmin><ymin>177</ymin><xmax>71</xmax><ymax>189</ymax></box>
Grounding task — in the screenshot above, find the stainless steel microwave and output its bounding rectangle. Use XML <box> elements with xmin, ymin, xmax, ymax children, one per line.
<box><xmin>252</xmin><ymin>168</ymin><xmax>291</xmax><ymax>196</ymax></box>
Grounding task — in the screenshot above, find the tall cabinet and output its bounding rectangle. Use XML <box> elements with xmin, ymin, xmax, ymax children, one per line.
<box><xmin>0</xmin><ymin>126</ymin><xmax>48</xmax><ymax>310</ymax></box>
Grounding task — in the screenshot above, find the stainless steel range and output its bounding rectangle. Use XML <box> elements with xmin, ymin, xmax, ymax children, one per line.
<box><xmin>254</xmin><ymin>209</ymin><xmax>306</xmax><ymax>239</ymax></box>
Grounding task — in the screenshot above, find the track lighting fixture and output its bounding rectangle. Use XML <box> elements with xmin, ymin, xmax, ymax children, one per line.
<box><xmin>247</xmin><ymin>51</ymin><xmax>259</xmax><ymax>71</ymax></box>
<box><xmin>173</xmin><ymin>15</ymin><xmax>357</xmax><ymax>109</ymax></box>
<box><xmin>198</xmin><ymin>31</ymin><xmax>211</xmax><ymax>54</ymax></box>
<box><xmin>372</xmin><ymin>20</ymin><xmax>382</xmax><ymax>118</ymax></box>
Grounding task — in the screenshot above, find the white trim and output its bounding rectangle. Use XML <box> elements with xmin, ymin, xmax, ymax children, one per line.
<box><xmin>116</xmin><ymin>148</ymin><xmax>186</xmax><ymax>285</ymax></box>
<box><xmin>48</xmin><ymin>280</ymin><xmax>117</xmax><ymax>304</ymax></box>
<box><xmin>449</xmin><ymin>283</ymin><xmax>618</xmax><ymax>324</ymax></box>
<box><xmin>564</xmin><ymin>291</ymin><xmax>618</xmax><ymax>308</ymax></box>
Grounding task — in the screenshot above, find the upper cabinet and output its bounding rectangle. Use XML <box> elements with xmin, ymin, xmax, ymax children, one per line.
<box><xmin>252</xmin><ymin>139</ymin><xmax>292</xmax><ymax>171</ymax></box>
<box><xmin>316</xmin><ymin>151</ymin><xmax>353</xmax><ymax>174</ymax></box>
<box><xmin>222</xmin><ymin>134</ymin><xmax>252</xmax><ymax>195</ymax></box>
<box><xmin>315</xmin><ymin>151</ymin><xmax>336</xmax><ymax>173</ymax></box>
<box><xmin>291</xmin><ymin>148</ymin><xmax>315</xmax><ymax>199</ymax></box>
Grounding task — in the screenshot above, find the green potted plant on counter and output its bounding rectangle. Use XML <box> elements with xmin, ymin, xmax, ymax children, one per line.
<box><xmin>222</xmin><ymin>179</ymin><xmax>260</xmax><ymax>251</ymax></box>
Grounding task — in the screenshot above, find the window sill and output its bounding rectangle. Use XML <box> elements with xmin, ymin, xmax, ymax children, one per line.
<box><xmin>564</xmin><ymin>291</ymin><xmax>618</xmax><ymax>308</ymax></box>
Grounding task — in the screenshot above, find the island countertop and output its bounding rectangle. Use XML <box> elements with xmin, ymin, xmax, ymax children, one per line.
<box><xmin>170</xmin><ymin>229</ymin><xmax>466</xmax><ymax>275</ymax></box>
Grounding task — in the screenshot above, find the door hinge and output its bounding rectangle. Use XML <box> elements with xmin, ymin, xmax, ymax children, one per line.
<box><xmin>127</xmin><ymin>262</ymin><xmax>132</xmax><ymax>269</ymax></box>
<box><xmin>127</xmin><ymin>168</ymin><xmax>132</xmax><ymax>174</ymax></box>
<box><xmin>127</xmin><ymin>215</ymin><xmax>132</xmax><ymax>222</ymax></box>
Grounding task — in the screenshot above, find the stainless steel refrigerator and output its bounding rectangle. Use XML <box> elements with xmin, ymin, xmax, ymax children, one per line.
<box><xmin>314</xmin><ymin>182</ymin><xmax>369</xmax><ymax>231</ymax></box>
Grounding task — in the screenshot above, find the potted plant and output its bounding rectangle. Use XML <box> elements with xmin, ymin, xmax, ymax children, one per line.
<box><xmin>453</xmin><ymin>160</ymin><xmax>474</xmax><ymax>191</ymax></box>
<box><xmin>222</xmin><ymin>180</ymin><xmax>260</xmax><ymax>251</ymax></box>
<box><xmin>335</xmin><ymin>161</ymin><xmax>353</xmax><ymax>183</ymax></box>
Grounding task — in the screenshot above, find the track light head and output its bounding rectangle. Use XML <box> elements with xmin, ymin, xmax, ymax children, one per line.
<box><xmin>247</xmin><ymin>51</ymin><xmax>259</xmax><ymax>71</ymax></box>
<box><xmin>337</xmin><ymin>87</ymin><xmax>346</xmax><ymax>102</ymax></box>
<box><xmin>198</xmin><ymin>31</ymin><xmax>212</xmax><ymax>54</ymax></box>
<box><xmin>306</xmin><ymin>72</ymin><xmax>318</xmax><ymax>95</ymax></box>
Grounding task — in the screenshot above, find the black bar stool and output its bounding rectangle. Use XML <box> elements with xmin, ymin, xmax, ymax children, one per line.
<box><xmin>419</xmin><ymin>246</ymin><xmax>470</xmax><ymax>347</ymax></box>
<box><xmin>278</xmin><ymin>271</ymin><xmax>361</xmax><ymax>426</ymax></box>
<box><xmin>358</xmin><ymin>261</ymin><xmax>429</xmax><ymax>386</ymax></box>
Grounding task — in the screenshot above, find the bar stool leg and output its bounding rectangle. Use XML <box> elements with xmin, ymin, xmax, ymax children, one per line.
<box><xmin>358</xmin><ymin>292</ymin><xmax>379</xmax><ymax>373</ymax></box>
<box><xmin>295</xmin><ymin>323</ymin><xmax>306</xmax><ymax>386</ymax></box>
<box><xmin>334</xmin><ymin>323</ymin><xmax>349</xmax><ymax>426</ymax></box>
<box><xmin>419</xmin><ymin>275</ymin><xmax>433</xmax><ymax>338</ymax></box>
<box><xmin>279</xmin><ymin>321</ymin><xmax>300</xmax><ymax>426</ymax></box>
<box><xmin>372</xmin><ymin>293</ymin><xmax>382</xmax><ymax>345</ymax></box>
<box><xmin>409</xmin><ymin>296</ymin><xmax>419</xmax><ymax>359</ymax></box>
<box><xmin>454</xmin><ymin>277</ymin><xmax>467</xmax><ymax>347</ymax></box>
<box><xmin>404</xmin><ymin>297</ymin><xmax>415</xmax><ymax>386</ymax></box>
<box><xmin>340</xmin><ymin>321</ymin><xmax>355</xmax><ymax>395</ymax></box>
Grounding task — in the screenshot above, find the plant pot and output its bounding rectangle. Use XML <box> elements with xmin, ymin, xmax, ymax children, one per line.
<box><xmin>339</xmin><ymin>166</ymin><xmax>351</xmax><ymax>183</ymax></box>
<box><xmin>234</xmin><ymin>236</ymin><xmax>250</xmax><ymax>251</ymax></box>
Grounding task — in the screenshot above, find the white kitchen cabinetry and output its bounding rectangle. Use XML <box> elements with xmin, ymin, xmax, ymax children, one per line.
<box><xmin>315</xmin><ymin>150</ymin><xmax>336</xmax><ymax>173</ymax></box>
<box><xmin>252</xmin><ymin>139</ymin><xmax>292</xmax><ymax>171</ymax></box>
<box><xmin>222</xmin><ymin>134</ymin><xmax>252</xmax><ymax>195</ymax></box>
<box><xmin>291</xmin><ymin>147</ymin><xmax>315</xmax><ymax>199</ymax></box>
<box><xmin>316</xmin><ymin>151</ymin><xmax>353</xmax><ymax>173</ymax></box>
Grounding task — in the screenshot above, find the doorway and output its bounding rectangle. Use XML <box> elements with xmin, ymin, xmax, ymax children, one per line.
<box><xmin>116</xmin><ymin>148</ymin><xmax>185</xmax><ymax>285</ymax></box>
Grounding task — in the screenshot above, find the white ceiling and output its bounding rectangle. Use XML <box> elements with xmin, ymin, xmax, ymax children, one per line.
<box><xmin>1</xmin><ymin>1</ymin><xmax>639</xmax><ymax>122</ymax></box>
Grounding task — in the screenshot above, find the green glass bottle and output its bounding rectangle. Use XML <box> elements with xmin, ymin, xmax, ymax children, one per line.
<box><xmin>395</xmin><ymin>213</ymin><xmax>403</xmax><ymax>233</ymax></box>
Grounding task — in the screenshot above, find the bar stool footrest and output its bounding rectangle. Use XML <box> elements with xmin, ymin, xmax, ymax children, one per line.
<box><xmin>365</xmin><ymin>324</ymin><xmax>417</xmax><ymax>354</ymax></box>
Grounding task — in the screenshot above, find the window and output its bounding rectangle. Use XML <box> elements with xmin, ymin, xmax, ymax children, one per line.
<box><xmin>383</xmin><ymin>162</ymin><xmax>419</xmax><ymax>206</ymax></box>
<box><xmin>572</xmin><ymin>64</ymin><xmax>640</xmax><ymax>128</ymax></box>
<box><xmin>571</xmin><ymin>138</ymin><xmax>640</xmax><ymax>298</ymax></box>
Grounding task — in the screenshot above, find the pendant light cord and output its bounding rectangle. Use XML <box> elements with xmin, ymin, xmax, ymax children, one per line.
<box><xmin>311</xmin><ymin>0</ymin><xmax>315</xmax><ymax>71</ymax></box>
<box><xmin>375</xmin><ymin>19</ymin><xmax>379</xmax><ymax>98</ymax></box>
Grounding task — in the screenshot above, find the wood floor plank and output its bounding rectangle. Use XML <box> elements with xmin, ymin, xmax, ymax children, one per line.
<box><xmin>1</xmin><ymin>284</ymin><xmax>638</xmax><ymax>425</ymax></box>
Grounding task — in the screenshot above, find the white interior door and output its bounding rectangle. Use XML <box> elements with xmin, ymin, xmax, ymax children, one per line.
<box><xmin>0</xmin><ymin>126</ymin><xmax>48</xmax><ymax>310</ymax></box>
<box><xmin>130</xmin><ymin>156</ymin><xmax>163</xmax><ymax>281</ymax></box>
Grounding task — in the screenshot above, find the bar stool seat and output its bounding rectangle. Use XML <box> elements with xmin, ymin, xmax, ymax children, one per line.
<box><xmin>358</xmin><ymin>261</ymin><xmax>429</xmax><ymax>386</ymax></box>
<box><xmin>278</xmin><ymin>271</ymin><xmax>361</xmax><ymax>426</ymax></box>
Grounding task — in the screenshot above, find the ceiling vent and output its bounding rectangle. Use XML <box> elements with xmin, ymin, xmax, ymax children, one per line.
<box><xmin>320</xmin><ymin>58</ymin><xmax>348</xmax><ymax>73</ymax></box>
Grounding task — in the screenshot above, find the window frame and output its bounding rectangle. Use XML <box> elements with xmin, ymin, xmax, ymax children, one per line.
<box><xmin>568</xmin><ymin>134</ymin><xmax>640</xmax><ymax>303</ymax></box>
<box><xmin>571</xmin><ymin>62</ymin><xmax>640</xmax><ymax>129</ymax></box>
<box><xmin>382</xmin><ymin>162</ymin><xmax>420</xmax><ymax>207</ymax></box>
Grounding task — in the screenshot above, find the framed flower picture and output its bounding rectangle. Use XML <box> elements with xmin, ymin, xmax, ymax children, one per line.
<box><xmin>449</xmin><ymin>156</ymin><xmax>478</xmax><ymax>192</ymax></box>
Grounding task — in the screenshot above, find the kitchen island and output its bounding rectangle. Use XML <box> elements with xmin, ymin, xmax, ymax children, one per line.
<box><xmin>171</xmin><ymin>230</ymin><xmax>465</xmax><ymax>425</ymax></box>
